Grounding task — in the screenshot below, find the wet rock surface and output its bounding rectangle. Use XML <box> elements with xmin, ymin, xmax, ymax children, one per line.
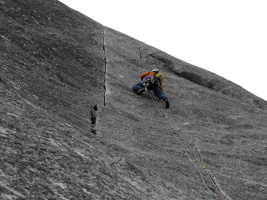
<box><xmin>1</xmin><ymin>0</ymin><xmax>267</xmax><ymax>199</ymax></box>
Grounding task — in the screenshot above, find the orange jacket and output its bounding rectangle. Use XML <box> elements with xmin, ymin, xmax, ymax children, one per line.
<box><xmin>140</xmin><ymin>71</ymin><xmax>155</xmax><ymax>80</ymax></box>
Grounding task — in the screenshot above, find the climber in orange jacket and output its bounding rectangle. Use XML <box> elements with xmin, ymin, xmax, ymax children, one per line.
<box><xmin>132</xmin><ymin>69</ymin><xmax>170</xmax><ymax>108</ymax></box>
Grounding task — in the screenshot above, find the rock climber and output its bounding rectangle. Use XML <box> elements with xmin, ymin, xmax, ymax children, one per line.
<box><xmin>132</xmin><ymin>69</ymin><xmax>170</xmax><ymax>108</ymax></box>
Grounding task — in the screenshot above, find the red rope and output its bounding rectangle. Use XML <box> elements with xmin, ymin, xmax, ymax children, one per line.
<box><xmin>150</xmin><ymin>92</ymin><xmax>228</xmax><ymax>200</ymax></box>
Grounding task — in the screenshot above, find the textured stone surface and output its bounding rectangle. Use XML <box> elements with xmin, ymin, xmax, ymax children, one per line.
<box><xmin>1</xmin><ymin>0</ymin><xmax>267</xmax><ymax>200</ymax></box>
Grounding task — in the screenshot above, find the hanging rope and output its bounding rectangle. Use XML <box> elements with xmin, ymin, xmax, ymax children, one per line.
<box><xmin>149</xmin><ymin>91</ymin><xmax>228</xmax><ymax>200</ymax></box>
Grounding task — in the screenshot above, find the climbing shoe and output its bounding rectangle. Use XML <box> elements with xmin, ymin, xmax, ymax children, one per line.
<box><xmin>136</xmin><ymin>88</ymin><xmax>145</xmax><ymax>95</ymax></box>
<box><xmin>165</xmin><ymin>99</ymin><xmax>170</xmax><ymax>108</ymax></box>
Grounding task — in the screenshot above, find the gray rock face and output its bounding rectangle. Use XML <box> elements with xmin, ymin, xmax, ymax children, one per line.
<box><xmin>1</xmin><ymin>0</ymin><xmax>267</xmax><ymax>199</ymax></box>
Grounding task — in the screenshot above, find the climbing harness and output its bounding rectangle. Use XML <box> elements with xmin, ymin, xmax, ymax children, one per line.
<box><xmin>141</xmin><ymin>75</ymin><xmax>156</xmax><ymax>88</ymax></box>
<box><xmin>149</xmin><ymin>91</ymin><xmax>228</xmax><ymax>200</ymax></box>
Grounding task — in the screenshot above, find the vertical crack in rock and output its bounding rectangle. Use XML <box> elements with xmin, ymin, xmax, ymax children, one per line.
<box><xmin>139</xmin><ymin>42</ymin><xmax>143</xmax><ymax>68</ymax></box>
<box><xmin>102</xmin><ymin>26</ymin><xmax>107</xmax><ymax>106</ymax></box>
